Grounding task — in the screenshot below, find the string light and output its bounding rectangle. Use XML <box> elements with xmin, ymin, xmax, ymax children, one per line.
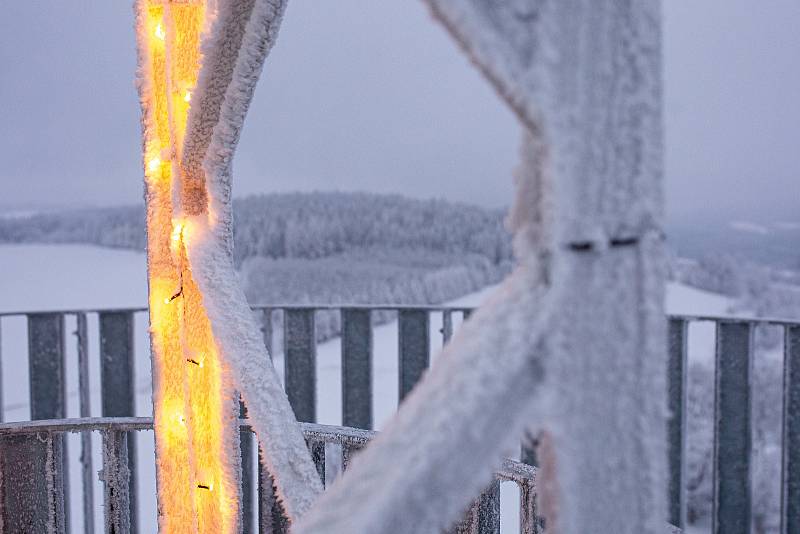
<box><xmin>184</xmin><ymin>91</ymin><xmax>192</xmax><ymax>103</ymax></box>
<box><xmin>187</xmin><ymin>358</ymin><xmax>203</xmax><ymax>367</ymax></box>
<box><xmin>171</xmin><ymin>221</ymin><xmax>184</xmax><ymax>244</ymax></box>
<box><xmin>197</xmin><ymin>483</ymin><xmax>212</xmax><ymax>491</ymax></box>
<box><xmin>164</xmin><ymin>288</ymin><xmax>183</xmax><ymax>304</ymax></box>
<box><xmin>147</xmin><ymin>157</ymin><xmax>161</xmax><ymax>174</ymax></box>
<box><xmin>155</xmin><ymin>23</ymin><xmax>166</xmax><ymax>41</ymax></box>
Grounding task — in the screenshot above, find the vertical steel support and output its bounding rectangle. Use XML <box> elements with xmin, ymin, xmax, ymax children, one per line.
<box><xmin>28</xmin><ymin>313</ymin><xmax>66</xmax><ymax>420</ymax></box>
<box><xmin>99</xmin><ymin>311</ymin><xmax>137</xmax><ymax>533</ymax></box>
<box><xmin>241</xmin><ymin>407</ymin><xmax>254</xmax><ymax>534</ymax></box>
<box><xmin>259</xmin><ymin>464</ymin><xmax>288</xmax><ymax>534</ymax></box>
<box><xmin>257</xmin><ymin>311</ymin><xmax>287</xmax><ymax>534</ymax></box>
<box><xmin>441</xmin><ymin>310</ymin><xmax>453</xmax><ymax>345</ymax></box>
<box><xmin>342</xmin><ymin>308</ymin><xmax>373</xmax><ymax>429</ymax></box>
<box><xmin>101</xmin><ymin>430</ymin><xmax>131</xmax><ymax>534</ymax></box>
<box><xmin>0</xmin><ymin>432</ymin><xmax>66</xmax><ymax>533</ymax></box>
<box><xmin>448</xmin><ymin>482</ymin><xmax>499</xmax><ymax>534</ymax></box>
<box><xmin>519</xmin><ymin>479</ymin><xmax>539</xmax><ymax>534</ymax></box>
<box><xmin>260</xmin><ymin>308</ymin><xmax>273</xmax><ymax>358</ymax></box>
<box><xmin>76</xmin><ymin>313</ymin><xmax>95</xmax><ymax>534</ymax></box>
<box><xmin>307</xmin><ymin>440</ymin><xmax>326</xmax><ymax>486</ymax></box>
<box><xmin>782</xmin><ymin>324</ymin><xmax>800</xmax><ymax>534</ymax></box>
<box><xmin>477</xmin><ymin>481</ymin><xmax>500</xmax><ymax>534</ymax></box>
<box><xmin>713</xmin><ymin>321</ymin><xmax>753</xmax><ymax>534</ymax></box>
<box><xmin>398</xmin><ymin>309</ymin><xmax>430</xmax><ymax>401</ymax></box>
<box><xmin>667</xmin><ymin>318</ymin><xmax>688</xmax><ymax>529</ymax></box>
<box><xmin>284</xmin><ymin>309</ymin><xmax>316</xmax><ymax>423</ymax></box>
<box><xmin>27</xmin><ymin>312</ymin><xmax>69</xmax><ymax>532</ymax></box>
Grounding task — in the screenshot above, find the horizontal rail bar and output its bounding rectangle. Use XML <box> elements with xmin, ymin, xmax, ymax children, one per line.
<box><xmin>3</xmin><ymin>305</ymin><xmax>798</xmax><ymax>327</ymax></box>
<box><xmin>0</xmin><ymin>417</ymin><xmax>535</xmax><ymax>483</ymax></box>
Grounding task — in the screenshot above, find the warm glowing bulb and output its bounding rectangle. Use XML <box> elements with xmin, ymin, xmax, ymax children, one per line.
<box><xmin>164</xmin><ymin>297</ymin><xmax>170</xmax><ymax>304</ymax></box>
<box><xmin>184</xmin><ymin>91</ymin><xmax>191</xmax><ymax>102</ymax></box>
<box><xmin>155</xmin><ymin>23</ymin><xmax>165</xmax><ymax>41</ymax></box>
<box><xmin>147</xmin><ymin>157</ymin><xmax>161</xmax><ymax>174</ymax></box>
<box><xmin>171</xmin><ymin>222</ymin><xmax>184</xmax><ymax>243</ymax></box>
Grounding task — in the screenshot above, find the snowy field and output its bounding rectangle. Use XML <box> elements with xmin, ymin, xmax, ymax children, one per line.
<box><xmin>0</xmin><ymin>244</ymin><xmax>729</xmax><ymax>532</ymax></box>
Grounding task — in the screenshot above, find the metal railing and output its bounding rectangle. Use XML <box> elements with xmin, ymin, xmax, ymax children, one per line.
<box><xmin>0</xmin><ymin>305</ymin><xmax>798</xmax><ymax>533</ymax></box>
<box><xmin>0</xmin><ymin>417</ymin><xmax>536</xmax><ymax>533</ymax></box>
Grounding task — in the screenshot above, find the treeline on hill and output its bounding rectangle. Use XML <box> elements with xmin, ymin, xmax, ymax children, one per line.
<box><xmin>0</xmin><ymin>192</ymin><xmax>512</xmax><ymax>265</ymax></box>
<box><xmin>0</xmin><ymin>192</ymin><xmax>513</xmax><ymax>324</ymax></box>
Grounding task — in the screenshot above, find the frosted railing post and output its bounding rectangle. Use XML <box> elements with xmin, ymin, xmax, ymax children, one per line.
<box><xmin>783</xmin><ymin>324</ymin><xmax>800</xmax><ymax>534</ymax></box>
<box><xmin>101</xmin><ymin>430</ymin><xmax>132</xmax><ymax>534</ymax></box>
<box><xmin>667</xmin><ymin>318</ymin><xmax>688</xmax><ymax>529</ymax></box>
<box><xmin>27</xmin><ymin>312</ymin><xmax>70</xmax><ymax>533</ymax></box>
<box><xmin>398</xmin><ymin>309</ymin><xmax>431</xmax><ymax>401</ymax></box>
<box><xmin>75</xmin><ymin>312</ymin><xmax>96</xmax><ymax>534</ymax></box>
<box><xmin>284</xmin><ymin>309</ymin><xmax>316</xmax><ymax>423</ymax></box>
<box><xmin>713</xmin><ymin>322</ymin><xmax>753</xmax><ymax>534</ymax></box>
<box><xmin>99</xmin><ymin>311</ymin><xmax>138</xmax><ymax>532</ymax></box>
<box><xmin>0</xmin><ymin>432</ymin><xmax>66</xmax><ymax>532</ymax></box>
<box><xmin>342</xmin><ymin>308</ymin><xmax>373</xmax><ymax>429</ymax></box>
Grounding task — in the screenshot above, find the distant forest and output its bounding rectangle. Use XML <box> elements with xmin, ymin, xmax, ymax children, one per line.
<box><xmin>0</xmin><ymin>192</ymin><xmax>512</xmax><ymax>265</ymax></box>
<box><xmin>0</xmin><ymin>192</ymin><xmax>514</xmax><ymax>321</ymax></box>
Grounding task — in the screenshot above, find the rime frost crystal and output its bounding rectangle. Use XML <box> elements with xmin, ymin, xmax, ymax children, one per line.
<box><xmin>296</xmin><ymin>1</ymin><xmax>668</xmax><ymax>533</ymax></box>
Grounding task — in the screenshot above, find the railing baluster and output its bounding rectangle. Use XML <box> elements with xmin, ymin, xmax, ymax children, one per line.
<box><xmin>260</xmin><ymin>308</ymin><xmax>273</xmax><ymax>358</ymax></box>
<box><xmin>28</xmin><ymin>313</ymin><xmax>67</xmax><ymax>420</ymax></box>
<box><xmin>257</xmin><ymin>458</ymin><xmax>288</xmax><ymax>534</ymax></box>
<box><xmin>442</xmin><ymin>309</ymin><xmax>453</xmax><ymax>345</ymax></box>
<box><xmin>307</xmin><ymin>439</ymin><xmax>326</xmax><ymax>485</ymax></box>
<box><xmin>667</xmin><ymin>318</ymin><xmax>688</xmax><ymax>529</ymax></box>
<box><xmin>398</xmin><ymin>309</ymin><xmax>430</xmax><ymax>401</ymax></box>
<box><xmin>477</xmin><ymin>481</ymin><xmax>500</xmax><ymax>534</ymax></box>
<box><xmin>713</xmin><ymin>321</ymin><xmax>753</xmax><ymax>534</ymax></box>
<box><xmin>284</xmin><ymin>309</ymin><xmax>316</xmax><ymax>423</ymax></box>
<box><xmin>446</xmin><ymin>481</ymin><xmax>500</xmax><ymax>534</ymax></box>
<box><xmin>27</xmin><ymin>312</ymin><xmax>70</xmax><ymax>532</ymax></box>
<box><xmin>342</xmin><ymin>308</ymin><xmax>373</xmax><ymax>429</ymax></box>
<box><xmin>101</xmin><ymin>430</ymin><xmax>131</xmax><ymax>534</ymax></box>
<box><xmin>519</xmin><ymin>479</ymin><xmax>539</xmax><ymax>534</ymax></box>
<box><xmin>0</xmin><ymin>432</ymin><xmax>66</xmax><ymax>532</ymax></box>
<box><xmin>76</xmin><ymin>312</ymin><xmax>95</xmax><ymax>534</ymax></box>
<box><xmin>241</xmin><ymin>404</ymin><xmax>254</xmax><ymax>534</ymax></box>
<box><xmin>99</xmin><ymin>311</ymin><xmax>137</xmax><ymax>533</ymax></box>
<box><xmin>782</xmin><ymin>324</ymin><xmax>800</xmax><ymax>534</ymax></box>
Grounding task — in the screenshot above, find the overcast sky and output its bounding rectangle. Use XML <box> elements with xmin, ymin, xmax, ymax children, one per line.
<box><xmin>0</xmin><ymin>1</ymin><xmax>797</xmax><ymax>225</ymax></box>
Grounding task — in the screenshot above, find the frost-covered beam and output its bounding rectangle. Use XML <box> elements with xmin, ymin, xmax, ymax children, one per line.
<box><xmin>135</xmin><ymin>0</ymin><xmax>321</xmax><ymax>531</ymax></box>
<box><xmin>179</xmin><ymin>0</ymin><xmax>325</xmax><ymax>522</ymax></box>
<box><xmin>296</xmin><ymin>1</ymin><xmax>667</xmax><ymax>533</ymax></box>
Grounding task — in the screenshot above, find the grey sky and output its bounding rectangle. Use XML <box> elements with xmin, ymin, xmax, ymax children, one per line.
<box><xmin>0</xmin><ymin>1</ymin><xmax>797</xmax><ymax>224</ymax></box>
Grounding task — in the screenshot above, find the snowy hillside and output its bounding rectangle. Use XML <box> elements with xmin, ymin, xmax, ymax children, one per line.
<box><xmin>0</xmin><ymin>244</ymin><xmax>739</xmax><ymax>532</ymax></box>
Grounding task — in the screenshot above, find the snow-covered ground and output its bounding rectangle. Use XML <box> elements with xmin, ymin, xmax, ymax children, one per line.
<box><xmin>0</xmin><ymin>244</ymin><xmax>732</xmax><ymax>532</ymax></box>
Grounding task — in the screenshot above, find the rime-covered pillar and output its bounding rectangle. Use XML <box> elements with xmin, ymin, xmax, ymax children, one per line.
<box><xmin>179</xmin><ymin>0</ymin><xmax>324</xmax><ymax>523</ymax></box>
<box><xmin>136</xmin><ymin>0</ymin><xmax>321</xmax><ymax>530</ymax></box>
<box><xmin>531</xmin><ymin>4</ymin><xmax>667</xmax><ymax>532</ymax></box>
<box><xmin>296</xmin><ymin>1</ymin><xmax>667</xmax><ymax>533</ymax></box>
<box><xmin>135</xmin><ymin>2</ymin><xmax>242</xmax><ymax>532</ymax></box>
